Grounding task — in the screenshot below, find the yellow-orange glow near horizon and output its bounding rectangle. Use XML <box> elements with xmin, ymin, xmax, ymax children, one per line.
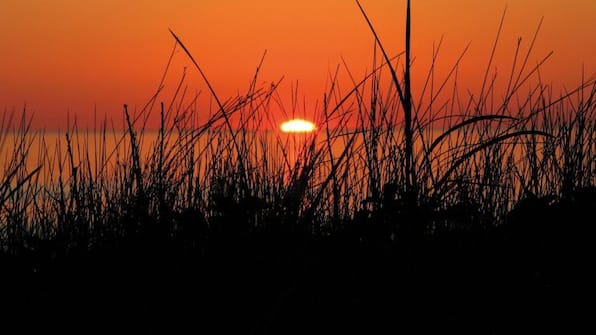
<box><xmin>280</xmin><ymin>119</ymin><xmax>316</xmax><ymax>133</ymax></box>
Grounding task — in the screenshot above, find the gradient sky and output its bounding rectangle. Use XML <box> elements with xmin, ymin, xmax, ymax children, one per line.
<box><xmin>1</xmin><ymin>0</ymin><xmax>594</xmax><ymax>130</ymax></box>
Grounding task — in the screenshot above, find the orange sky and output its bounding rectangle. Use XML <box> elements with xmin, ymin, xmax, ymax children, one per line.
<box><xmin>1</xmin><ymin>0</ymin><xmax>594</xmax><ymax>130</ymax></box>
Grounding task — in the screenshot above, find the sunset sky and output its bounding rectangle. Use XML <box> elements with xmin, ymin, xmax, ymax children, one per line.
<box><xmin>1</xmin><ymin>0</ymin><xmax>594</xmax><ymax>130</ymax></box>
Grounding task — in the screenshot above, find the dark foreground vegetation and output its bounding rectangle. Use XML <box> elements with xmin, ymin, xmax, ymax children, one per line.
<box><xmin>2</xmin><ymin>1</ymin><xmax>595</xmax><ymax>334</ymax></box>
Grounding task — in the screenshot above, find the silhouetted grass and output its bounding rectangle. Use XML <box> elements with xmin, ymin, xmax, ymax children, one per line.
<box><xmin>1</xmin><ymin>1</ymin><xmax>594</xmax><ymax>333</ymax></box>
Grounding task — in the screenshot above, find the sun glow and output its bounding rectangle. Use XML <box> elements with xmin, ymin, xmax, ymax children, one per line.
<box><xmin>280</xmin><ymin>119</ymin><xmax>316</xmax><ymax>133</ymax></box>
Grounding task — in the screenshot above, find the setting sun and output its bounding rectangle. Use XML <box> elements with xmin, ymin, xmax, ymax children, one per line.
<box><xmin>280</xmin><ymin>119</ymin><xmax>316</xmax><ymax>133</ymax></box>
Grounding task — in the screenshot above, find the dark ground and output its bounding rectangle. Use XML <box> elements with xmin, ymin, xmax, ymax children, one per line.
<box><xmin>1</xmin><ymin>194</ymin><xmax>594</xmax><ymax>334</ymax></box>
